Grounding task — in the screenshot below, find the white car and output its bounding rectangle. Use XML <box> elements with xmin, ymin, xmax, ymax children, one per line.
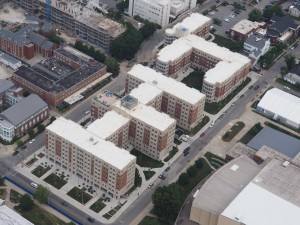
<box><xmin>209</xmin><ymin>121</ymin><xmax>215</xmax><ymax>128</ymax></box>
<box><xmin>30</xmin><ymin>182</ymin><xmax>38</xmax><ymax>188</ymax></box>
<box><xmin>29</xmin><ymin>139</ymin><xmax>36</xmax><ymax>144</ymax></box>
<box><xmin>209</xmin><ymin>11</ymin><xmax>215</xmax><ymax>16</ymax></box>
<box><xmin>223</xmin><ymin>18</ymin><xmax>229</xmax><ymax>22</ymax></box>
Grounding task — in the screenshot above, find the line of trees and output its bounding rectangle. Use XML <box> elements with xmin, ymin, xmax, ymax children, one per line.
<box><xmin>74</xmin><ymin>41</ymin><xmax>120</xmax><ymax>77</ymax></box>
<box><xmin>248</xmin><ymin>5</ymin><xmax>283</xmax><ymax>22</ymax></box>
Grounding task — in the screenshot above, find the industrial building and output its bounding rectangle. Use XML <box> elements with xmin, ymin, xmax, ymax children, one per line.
<box><xmin>46</xmin><ymin>117</ymin><xmax>136</xmax><ymax>199</ymax></box>
<box><xmin>128</xmin><ymin>0</ymin><xmax>196</xmax><ymax>27</ymax></box>
<box><xmin>256</xmin><ymin>88</ymin><xmax>300</xmax><ymax>129</ymax></box>
<box><xmin>12</xmin><ymin>46</ymin><xmax>107</xmax><ymax>107</ymax></box>
<box><xmin>125</xmin><ymin>64</ymin><xmax>206</xmax><ymax>130</ymax></box>
<box><xmin>0</xmin><ymin>94</ymin><xmax>48</xmax><ymax>141</ymax></box>
<box><xmin>164</xmin><ymin>13</ymin><xmax>212</xmax><ymax>45</ymax></box>
<box><xmin>190</xmin><ymin>156</ymin><xmax>300</xmax><ymax>225</ymax></box>
<box><xmin>156</xmin><ymin>34</ymin><xmax>251</xmax><ymax>103</ymax></box>
<box><xmin>11</xmin><ymin>0</ymin><xmax>126</xmax><ymax>51</ymax></box>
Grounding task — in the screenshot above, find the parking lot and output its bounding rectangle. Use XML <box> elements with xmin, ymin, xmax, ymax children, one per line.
<box><xmin>206</xmin><ymin>0</ymin><xmax>273</xmax><ymax>38</ymax></box>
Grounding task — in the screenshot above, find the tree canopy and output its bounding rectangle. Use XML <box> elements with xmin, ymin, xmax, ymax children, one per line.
<box><xmin>263</xmin><ymin>5</ymin><xmax>283</xmax><ymax>20</ymax></box>
<box><xmin>19</xmin><ymin>194</ymin><xmax>34</xmax><ymax>211</ymax></box>
<box><xmin>248</xmin><ymin>9</ymin><xmax>263</xmax><ymax>22</ymax></box>
<box><xmin>285</xmin><ymin>54</ymin><xmax>296</xmax><ymax>71</ymax></box>
<box><xmin>34</xmin><ymin>185</ymin><xmax>50</xmax><ymax>204</ymax></box>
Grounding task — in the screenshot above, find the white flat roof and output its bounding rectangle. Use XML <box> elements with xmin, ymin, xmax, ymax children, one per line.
<box><xmin>128</xmin><ymin>64</ymin><xmax>205</xmax><ymax>105</ymax></box>
<box><xmin>204</xmin><ymin>60</ymin><xmax>244</xmax><ymax>84</ymax></box>
<box><xmin>114</xmin><ymin>100</ymin><xmax>175</xmax><ymax>132</ymax></box>
<box><xmin>169</xmin><ymin>13</ymin><xmax>211</xmax><ymax>35</ymax></box>
<box><xmin>257</xmin><ymin>88</ymin><xmax>300</xmax><ymax>125</ymax></box>
<box><xmin>47</xmin><ymin>117</ymin><xmax>135</xmax><ymax>170</ymax></box>
<box><xmin>231</xmin><ymin>19</ymin><xmax>265</xmax><ymax>35</ymax></box>
<box><xmin>222</xmin><ymin>182</ymin><xmax>300</xmax><ymax>225</ymax></box>
<box><xmin>129</xmin><ymin>83</ymin><xmax>163</xmax><ymax>105</ymax></box>
<box><xmin>0</xmin><ymin>204</ymin><xmax>34</xmax><ymax>225</ymax></box>
<box><xmin>86</xmin><ymin>111</ymin><xmax>130</xmax><ymax>139</ymax></box>
<box><xmin>157</xmin><ymin>34</ymin><xmax>250</xmax><ymax>65</ymax></box>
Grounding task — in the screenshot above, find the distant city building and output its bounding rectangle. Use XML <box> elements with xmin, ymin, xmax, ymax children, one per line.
<box><xmin>46</xmin><ymin>117</ymin><xmax>136</xmax><ymax>199</ymax></box>
<box><xmin>243</xmin><ymin>34</ymin><xmax>270</xmax><ymax>63</ymax></box>
<box><xmin>257</xmin><ymin>88</ymin><xmax>300</xmax><ymax>129</ymax></box>
<box><xmin>12</xmin><ymin>46</ymin><xmax>107</xmax><ymax>107</ymax></box>
<box><xmin>0</xmin><ymin>80</ymin><xmax>15</xmax><ymax>108</ymax></box>
<box><xmin>128</xmin><ymin>0</ymin><xmax>196</xmax><ymax>27</ymax></box>
<box><xmin>0</xmin><ymin>51</ymin><xmax>22</xmax><ymax>70</ymax></box>
<box><xmin>11</xmin><ymin>0</ymin><xmax>126</xmax><ymax>51</ymax></box>
<box><xmin>91</xmin><ymin>91</ymin><xmax>119</xmax><ymax>120</ymax></box>
<box><xmin>190</xmin><ymin>156</ymin><xmax>300</xmax><ymax>225</ymax></box>
<box><xmin>164</xmin><ymin>13</ymin><xmax>212</xmax><ymax>45</ymax></box>
<box><xmin>230</xmin><ymin>19</ymin><xmax>266</xmax><ymax>41</ymax></box>
<box><xmin>0</xmin><ymin>199</ymin><xmax>33</xmax><ymax>225</ymax></box>
<box><xmin>0</xmin><ymin>94</ymin><xmax>48</xmax><ymax>141</ymax></box>
<box><xmin>267</xmin><ymin>16</ymin><xmax>300</xmax><ymax>45</ymax></box>
<box><xmin>126</xmin><ymin>64</ymin><xmax>206</xmax><ymax>130</ymax></box>
<box><xmin>156</xmin><ymin>34</ymin><xmax>251</xmax><ymax>102</ymax></box>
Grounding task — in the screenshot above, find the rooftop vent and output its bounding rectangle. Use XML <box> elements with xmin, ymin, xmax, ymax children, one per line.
<box><xmin>152</xmin><ymin>80</ymin><xmax>158</xmax><ymax>85</ymax></box>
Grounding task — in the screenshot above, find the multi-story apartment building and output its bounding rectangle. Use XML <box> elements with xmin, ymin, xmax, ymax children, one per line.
<box><xmin>164</xmin><ymin>13</ymin><xmax>212</xmax><ymax>45</ymax></box>
<box><xmin>46</xmin><ymin>117</ymin><xmax>136</xmax><ymax>199</ymax></box>
<box><xmin>11</xmin><ymin>0</ymin><xmax>126</xmax><ymax>51</ymax></box>
<box><xmin>129</xmin><ymin>0</ymin><xmax>171</xmax><ymax>27</ymax></box>
<box><xmin>91</xmin><ymin>91</ymin><xmax>119</xmax><ymax>120</ymax></box>
<box><xmin>112</xmin><ymin>95</ymin><xmax>176</xmax><ymax>160</ymax></box>
<box><xmin>156</xmin><ymin>34</ymin><xmax>251</xmax><ymax>102</ymax></box>
<box><xmin>87</xmin><ymin>111</ymin><xmax>130</xmax><ymax>150</ymax></box>
<box><xmin>229</xmin><ymin>19</ymin><xmax>266</xmax><ymax>41</ymax></box>
<box><xmin>126</xmin><ymin>64</ymin><xmax>206</xmax><ymax>130</ymax></box>
<box><xmin>12</xmin><ymin>46</ymin><xmax>107</xmax><ymax>107</ymax></box>
<box><xmin>0</xmin><ymin>94</ymin><xmax>48</xmax><ymax>141</ymax></box>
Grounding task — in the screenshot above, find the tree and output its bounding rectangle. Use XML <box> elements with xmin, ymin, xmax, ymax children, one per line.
<box><xmin>37</xmin><ymin>124</ymin><xmax>45</xmax><ymax>133</ymax></box>
<box><xmin>178</xmin><ymin>173</ymin><xmax>189</xmax><ymax>186</ymax></box>
<box><xmin>50</xmin><ymin>116</ymin><xmax>56</xmax><ymax>123</ymax></box>
<box><xmin>280</xmin><ymin>66</ymin><xmax>288</xmax><ymax>75</ymax></box>
<box><xmin>195</xmin><ymin>158</ymin><xmax>204</xmax><ymax>169</ymax></box>
<box><xmin>0</xmin><ymin>177</ymin><xmax>4</xmax><ymax>186</ymax></box>
<box><xmin>48</xmin><ymin>33</ymin><xmax>61</xmax><ymax>45</ymax></box>
<box><xmin>94</xmin><ymin>50</ymin><xmax>106</xmax><ymax>63</ymax></box>
<box><xmin>19</xmin><ymin>194</ymin><xmax>34</xmax><ymax>211</ymax></box>
<box><xmin>74</xmin><ymin>40</ymin><xmax>84</xmax><ymax>51</ymax></box>
<box><xmin>105</xmin><ymin>57</ymin><xmax>120</xmax><ymax>77</ymax></box>
<box><xmin>152</xmin><ymin>183</ymin><xmax>183</xmax><ymax>221</ymax></box>
<box><xmin>187</xmin><ymin>165</ymin><xmax>197</xmax><ymax>177</ymax></box>
<box><xmin>116</xmin><ymin>0</ymin><xmax>129</xmax><ymax>12</ymax></box>
<box><xmin>285</xmin><ymin>54</ymin><xmax>296</xmax><ymax>71</ymax></box>
<box><xmin>139</xmin><ymin>22</ymin><xmax>157</xmax><ymax>40</ymax></box>
<box><xmin>248</xmin><ymin>9</ymin><xmax>262</xmax><ymax>22</ymax></box>
<box><xmin>34</xmin><ymin>185</ymin><xmax>50</xmax><ymax>204</ymax></box>
<box><xmin>16</xmin><ymin>139</ymin><xmax>24</xmax><ymax>147</ymax></box>
<box><xmin>88</xmin><ymin>46</ymin><xmax>96</xmax><ymax>57</ymax></box>
<box><xmin>263</xmin><ymin>5</ymin><xmax>283</xmax><ymax>20</ymax></box>
<box><xmin>28</xmin><ymin>129</ymin><xmax>35</xmax><ymax>138</ymax></box>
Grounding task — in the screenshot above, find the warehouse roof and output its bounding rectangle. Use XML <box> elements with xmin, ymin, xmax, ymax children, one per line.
<box><xmin>257</xmin><ymin>88</ymin><xmax>300</xmax><ymax>126</ymax></box>
<box><xmin>247</xmin><ymin>127</ymin><xmax>300</xmax><ymax>158</ymax></box>
<box><xmin>86</xmin><ymin>111</ymin><xmax>130</xmax><ymax>140</ymax></box>
<box><xmin>0</xmin><ymin>80</ymin><xmax>14</xmax><ymax>94</ymax></box>
<box><xmin>47</xmin><ymin>117</ymin><xmax>135</xmax><ymax>170</ymax></box>
<box><xmin>0</xmin><ymin>94</ymin><xmax>48</xmax><ymax>126</ymax></box>
<box><xmin>127</xmin><ymin>64</ymin><xmax>205</xmax><ymax>105</ymax></box>
<box><xmin>0</xmin><ymin>202</ymin><xmax>33</xmax><ymax>225</ymax></box>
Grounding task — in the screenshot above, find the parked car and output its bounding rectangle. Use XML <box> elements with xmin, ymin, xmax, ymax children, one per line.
<box><xmin>29</xmin><ymin>139</ymin><xmax>36</xmax><ymax>144</ymax></box>
<box><xmin>165</xmin><ymin>166</ymin><xmax>171</xmax><ymax>172</ymax></box>
<box><xmin>30</xmin><ymin>182</ymin><xmax>38</xmax><ymax>188</ymax></box>
<box><xmin>223</xmin><ymin>18</ymin><xmax>229</xmax><ymax>22</ymax></box>
<box><xmin>184</xmin><ymin>147</ymin><xmax>190</xmax><ymax>153</ymax></box>
<box><xmin>61</xmin><ymin>201</ymin><xmax>67</xmax><ymax>206</ymax></box>
<box><xmin>12</xmin><ymin>150</ymin><xmax>19</xmax><ymax>156</ymax></box>
<box><xmin>284</xmin><ymin>86</ymin><xmax>291</xmax><ymax>90</ymax></box>
<box><xmin>20</xmin><ymin>145</ymin><xmax>27</xmax><ymax>150</ymax></box>
<box><xmin>254</xmin><ymin>85</ymin><xmax>260</xmax><ymax>90</ymax></box>
<box><xmin>87</xmin><ymin>217</ymin><xmax>94</xmax><ymax>223</ymax></box>
<box><xmin>231</xmin><ymin>102</ymin><xmax>236</xmax><ymax>106</ymax></box>
<box><xmin>200</xmin><ymin>132</ymin><xmax>205</xmax><ymax>137</ymax></box>
<box><xmin>148</xmin><ymin>183</ymin><xmax>154</xmax><ymax>189</ymax></box>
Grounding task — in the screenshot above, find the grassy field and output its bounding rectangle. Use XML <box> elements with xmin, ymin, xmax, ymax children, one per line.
<box><xmin>222</xmin><ymin>122</ymin><xmax>245</xmax><ymax>142</ymax></box>
<box><xmin>16</xmin><ymin>205</ymin><xmax>68</xmax><ymax>225</ymax></box>
<box><xmin>44</xmin><ymin>173</ymin><xmax>67</xmax><ymax>189</ymax></box>
<box><xmin>67</xmin><ymin>187</ymin><xmax>92</xmax><ymax>205</ymax></box>
<box><xmin>143</xmin><ymin>170</ymin><xmax>156</xmax><ymax>180</ymax></box>
<box><xmin>10</xmin><ymin>189</ymin><xmax>22</xmax><ymax>203</ymax></box>
<box><xmin>181</xmin><ymin>70</ymin><xmax>205</xmax><ymax>91</ymax></box>
<box><xmin>251</xmin><ymin>100</ymin><xmax>259</xmax><ymax>109</ymax></box>
<box><xmin>32</xmin><ymin>165</ymin><xmax>51</xmax><ymax>178</ymax></box>
<box><xmin>138</xmin><ymin>216</ymin><xmax>171</xmax><ymax>225</ymax></box>
<box><xmin>184</xmin><ymin>116</ymin><xmax>210</xmax><ymax>136</ymax></box>
<box><xmin>204</xmin><ymin>152</ymin><xmax>226</xmax><ymax>169</ymax></box>
<box><xmin>239</xmin><ymin>123</ymin><xmax>263</xmax><ymax>144</ymax></box>
<box><xmin>131</xmin><ymin>149</ymin><xmax>164</xmax><ymax>168</ymax></box>
<box><xmin>164</xmin><ymin>147</ymin><xmax>178</xmax><ymax>162</ymax></box>
<box><xmin>90</xmin><ymin>198</ymin><xmax>106</xmax><ymax>213</ymax></box>
<box><xmin>213</xmin><ymin>34</ymin><xmax>243</xmax><ymax>52</ymax></box>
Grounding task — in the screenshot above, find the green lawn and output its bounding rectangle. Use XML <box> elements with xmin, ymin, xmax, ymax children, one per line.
<box><xmin>44</xmin><ymin>173</ymin><xmax>67</xmax><ymax>189</ymax></box>
<box><xmin>188</xmin><ymin>116</ymin><xmax>210</xmax><ymax>136</ymax></box>
<box><xmin>67</xmin><ymin>187</ymin><xmax>92</xmax><ymax>205</ymax></box>
<box><xmin>90</xmin><ymin>198</ymin><xmax>106</xmax><ymax>213</ymax></box>
<box><xmin>181</xmin><ymin>70</ymin><xmax>205</xmax><ymax>91</ymax></box>
<box><xmin>239</xmin><ymin>123</ymin><xmax>263</xmax><ymax>144</ymax></box>
<box><xmin>164</xmin><ymin>147</ymin><xmax>178</xmax><ymax>162</ymax></box>
<box><xmin>138</xmin><ymin>216</ymin><xmax>171</xmax><ymax>225</ymax></box>
<box><xmin>125</xmin><ymin>169</ymin><xmax>142</xmax><ymax>196</ymax></box>
<box><xmin>15</xmin><ymin>205</ymin><xmax>68</xmax><ymax>225</ymax></box>
<box><xmin>251</xmin><ymin>100</ymin><xmax>259</xmax><ymax>109</ymax></box>
<box><xmin>32</xmin><ymin>165</ymin><xmax>51</xmax><ymax>178</ymax></box>
<box><xmin>10</xmin><ymin>189</ymin><xmax>22</xmax><ymax>203</ymax></box>
<box><xmin>222</xmin><ymin>122</ymin><xmax>245</xmax><ymax>142</ymax></box>
<box><xmin>174</xmin><ymin>138</ymin><xmax>182</xmax><ymax>145</ymax></box>
<box><xmin>103</xmin><ymin>202</ymin><xmax>127</xmax><ymax>220</ymax></box>
<box><xmin>212</xmin><ymin>34</ymin><xmax>243</xmax><ymax>52</ymax></box>
<box><xmin>131</xmin><ymin>149</ymin><xmax>164</xmax><ymax>168</ymax></box>
<box><xmin>204</xmin><ymin>152</ymin><xmax>226</xmax><ymax>169</ymax></box>
<box><xmin>205</xmin><ymin>77</ymin><xmax>251</xmax><ymax>114</ymax></box>
<box><xmin>25</xmin><ymin>157</ymin><xmax>38</xmax><ymax>167</ymax></box>
<box><xmin>143</xmin><ymin>171</ymin><xmax>156</xmax><ymax>180</ymax></box>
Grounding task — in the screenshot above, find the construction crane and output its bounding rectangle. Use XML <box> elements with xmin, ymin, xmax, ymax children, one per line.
<box><xmin>45</xmin><ymin>0</ymin><xmax>51</xmax><ymax>22</ymax></box>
